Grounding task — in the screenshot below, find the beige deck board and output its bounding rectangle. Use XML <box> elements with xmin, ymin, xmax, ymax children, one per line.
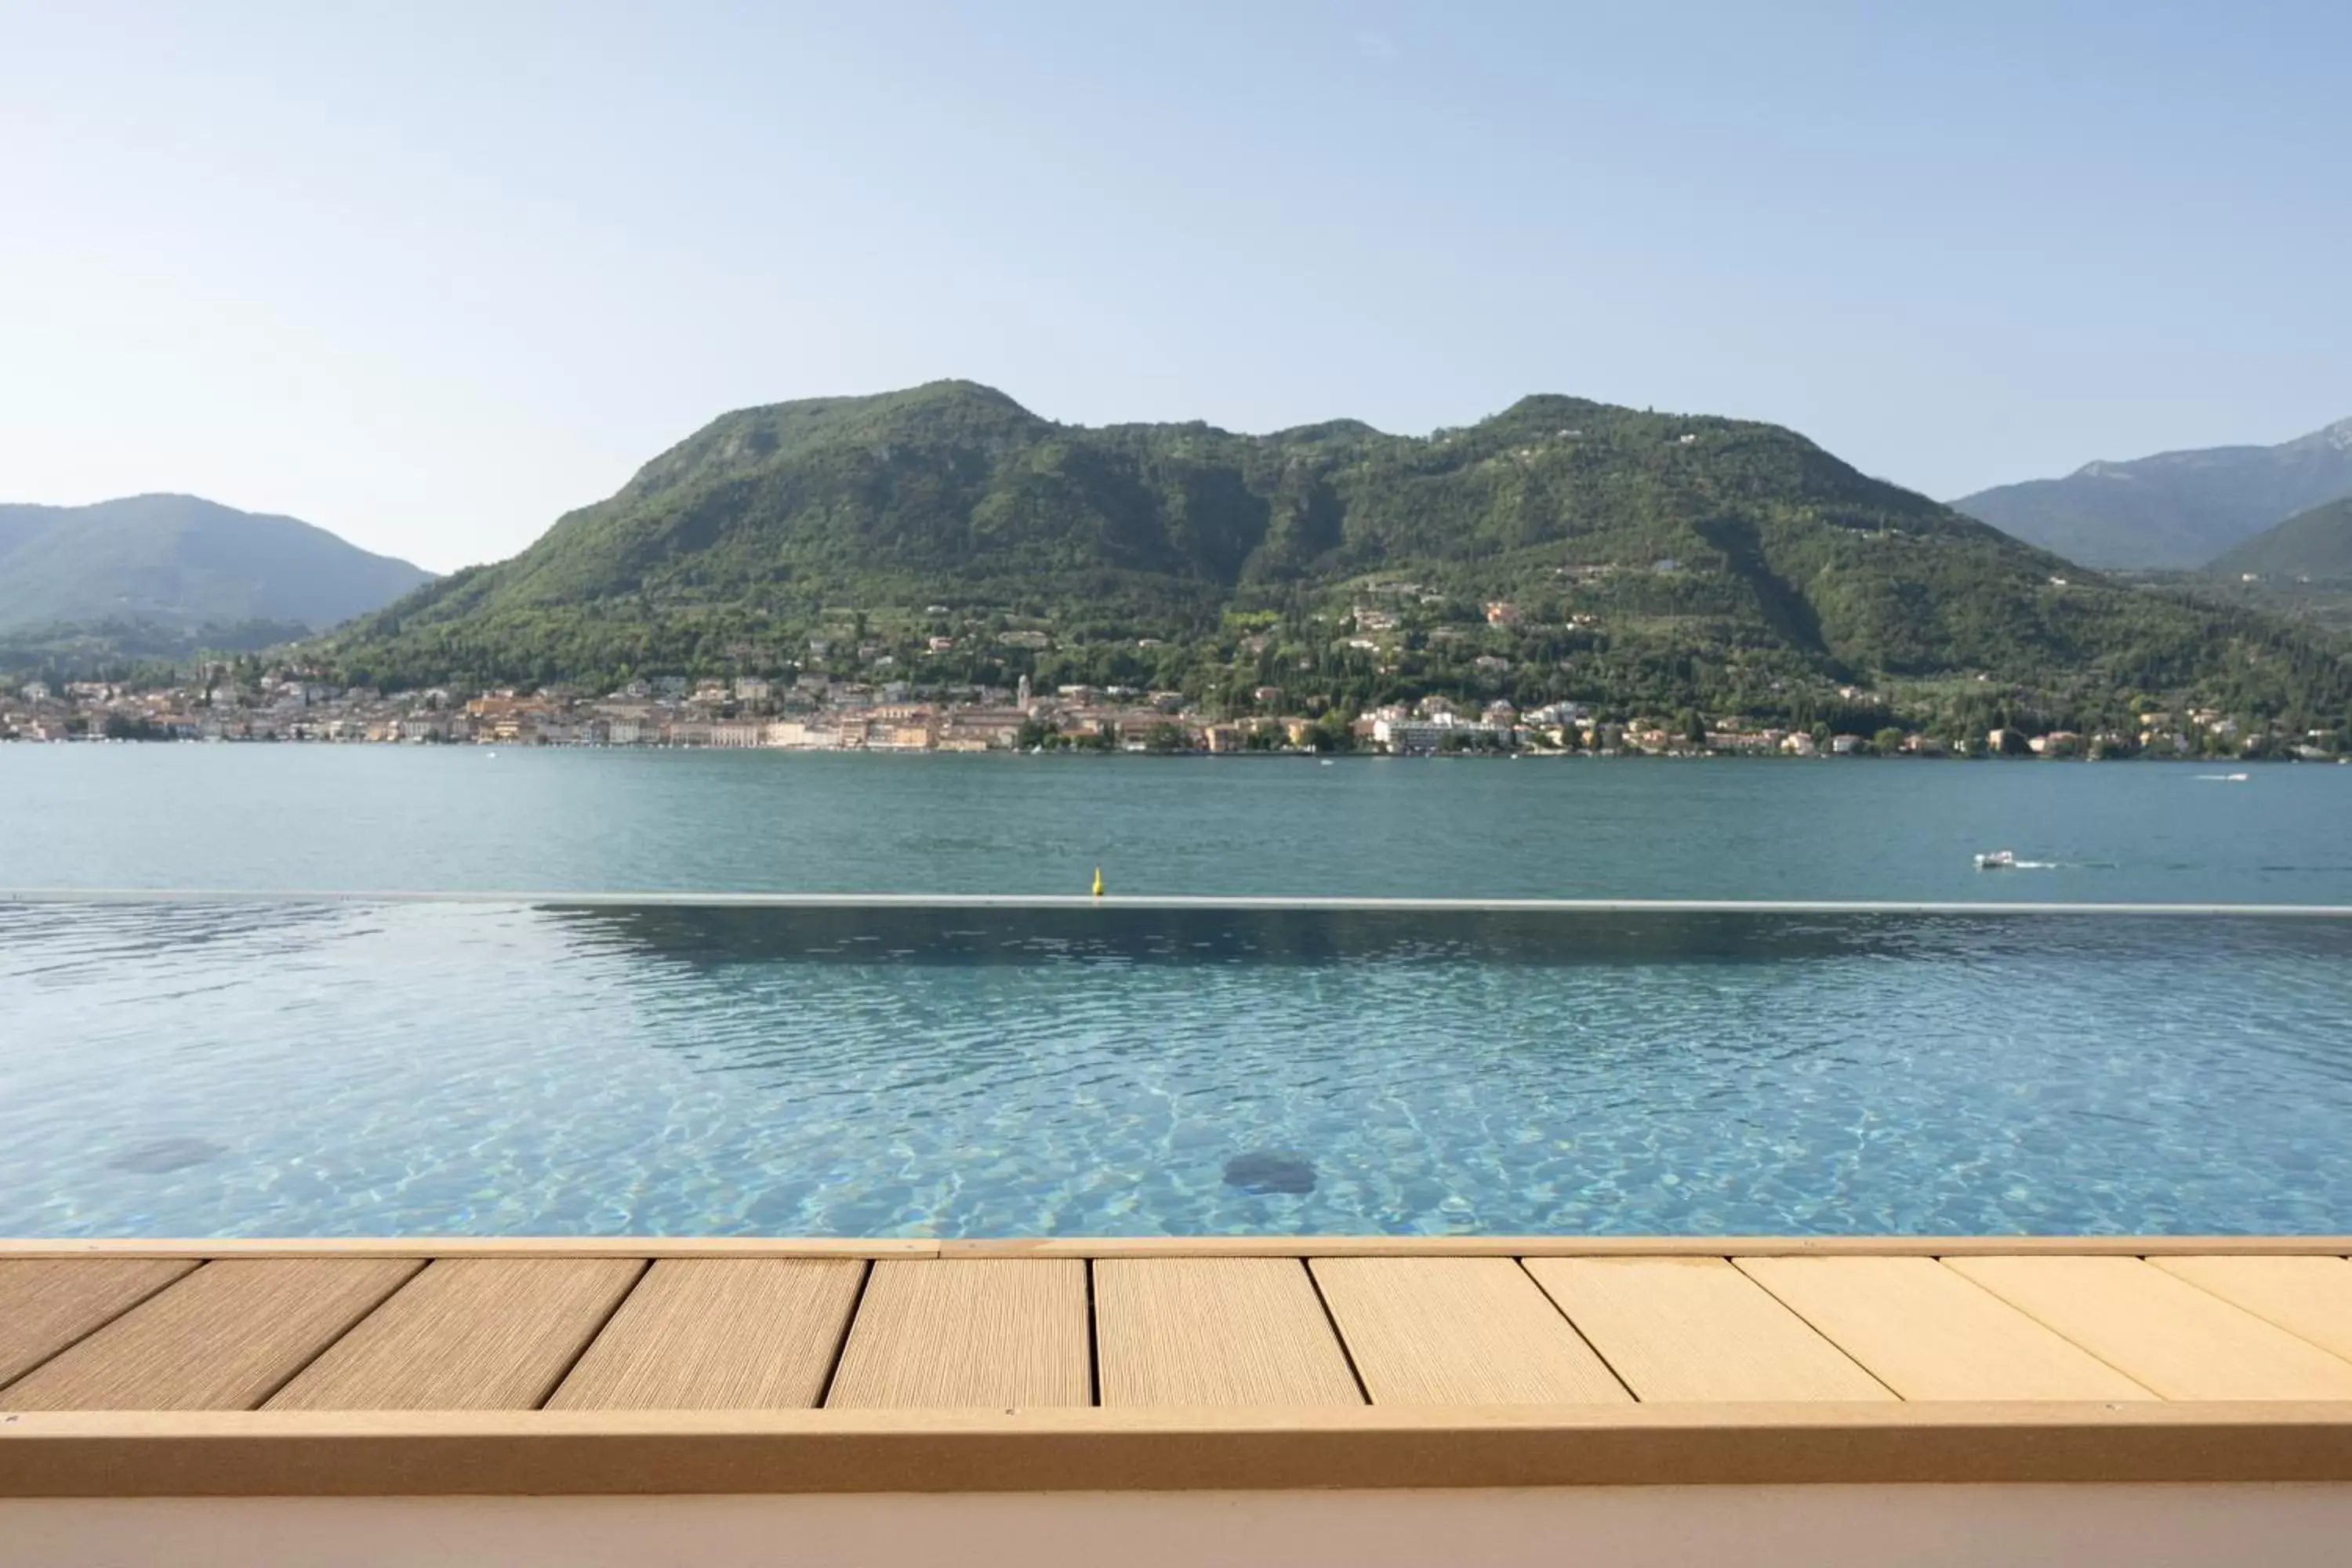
<box><xmin>2151</xmin><ymin>1254</ymin><xmax>2352</xmax><ymax>1364</ymax></box>
<box><xmin>547</xmin><ymin>1258</ymin><xmax>866</xmax><ymax>1410</ymax></box>
<box><xmin>1947</xmin><ymin>1255</ymin><xmax>2352</xmax><ymax>1400</ymax></box>
<box><xmin>1525</xmin><ymin>1256</ymin><xmax>1893</xmax><ymax>1402</ymax></box>
<box><xmin>0</xmin><ymin>1258</ymin><xmax>197</xmax><ymax>1390</ymax></box>
<box><xmin>826</xmin><ymin>1259</ymin><xmax>1088</xmax><ymax>1409</ymax></box>
<box><xmin>8</xmin><ymin>1239</ymin><xmax>2352</xmax><ymax>1438</ymax></box>
<box><xmin>266</xmin><ymin>1258</ymin><xmax>645</xmax><ymax>1410</ymax></box>
<box><xmin>1309</xmin><ymin>1257</ymin><xmax>1628</xmax><ymax>1405</ymax></box>
<box><xmin>0</xmin><ymin>1258</ymin><xmax>422</xmax><ymax>1411</ymax></box>
<box><xmin>1095</xmin><ymin>1258</ymin><xmax>1363</xmax><ymax>1407</ymax></box>
<box><xmin>1737</xmin><ymin>1254</ymin><xmax>2154</xmax><ymax>1401</ymax></box>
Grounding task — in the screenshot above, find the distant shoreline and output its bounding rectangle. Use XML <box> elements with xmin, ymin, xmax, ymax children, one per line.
<box><xmin>2</xmin><ymin>736</ymin><xmax>2339</xmax><ymax>765</ymax></box>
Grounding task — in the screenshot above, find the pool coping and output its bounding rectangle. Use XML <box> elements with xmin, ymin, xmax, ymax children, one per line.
<box><xmin>9</xmin><ymin>889</ymin><xmax>2352</xmax><ymax>916</ymax></box>
<box><xmin>6</xmin><ymin>1235</ymin><xmax>2350</xmax><ymax>1258</ymax></box>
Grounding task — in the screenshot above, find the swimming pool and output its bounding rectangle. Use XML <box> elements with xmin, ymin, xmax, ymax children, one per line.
<box><xmin>5</xmin><ymin>898</ymin><xmax>2349</xmax><ymax>1237</ymax></box>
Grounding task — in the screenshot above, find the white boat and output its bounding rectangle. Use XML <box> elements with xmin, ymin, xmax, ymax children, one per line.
<box><xmin>1974</xmin><ymin>849</ymin><xmax>2016</xmax><ymax>869</ymax></box>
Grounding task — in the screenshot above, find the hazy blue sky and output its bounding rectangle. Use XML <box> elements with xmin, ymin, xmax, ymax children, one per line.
<box><xmin>5</xmin><ymin>1</ymin><xmax>2347</xmax><ymax>571</ymax></box>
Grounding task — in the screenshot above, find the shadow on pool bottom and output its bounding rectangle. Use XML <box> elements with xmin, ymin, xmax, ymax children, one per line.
<box><xmin>541</xmin><ymin>902</ymin><xmax>2352</xmax><ymax>969</ymax></box>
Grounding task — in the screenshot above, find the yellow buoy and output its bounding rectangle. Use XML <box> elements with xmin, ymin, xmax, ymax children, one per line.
<box><xmin>1091</xmin><ymin>866</ymin><xmax>1104</xmax><ymax>898</ymax></box>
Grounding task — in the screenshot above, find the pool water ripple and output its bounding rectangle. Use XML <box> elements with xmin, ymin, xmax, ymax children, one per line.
<box><xmin>4</xmin><ymin>901</ymin><xmax>2352</xmax><ymax>1237</ymax></box>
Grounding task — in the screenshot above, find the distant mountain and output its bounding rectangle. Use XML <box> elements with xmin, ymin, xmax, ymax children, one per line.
<box><xmin>325</xmin><ymin>381</ymin><xmax>2352</xmax><ymax>732</ymax></box>
<box><xmin>2212</xmin><ymin>497</ymin><xmax>2352</xmax><ymax>580</ymax></box>
<box><xmin>0</xmin><ymin>495</ymin><xmax>433</xmax><ymax>635</ymax></box>
<box><xmin>1951</xmin><ymin>418</ymin><xmax>2352</xmax><ymax>569</ymax></box>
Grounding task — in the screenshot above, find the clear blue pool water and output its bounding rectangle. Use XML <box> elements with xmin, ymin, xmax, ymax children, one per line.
<box><xmin>5</xmin><ymin>899</ymin><xmax>2350</xmax><ymax>1238</ymax></box>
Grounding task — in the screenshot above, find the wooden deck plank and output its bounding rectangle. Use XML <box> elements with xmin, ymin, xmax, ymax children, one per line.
<box><xmin>3</xmin><ymin>1238</ymin><xmax>2350</xmax><ymax>1439</ymax></box>
<box><xmin>0</xmin><ymin>1259</ymin><xmax>422</xmax><ymax>1411</ymax></box>
<box><xmin>1308</xmin><ymin>1258</ymin><xmax>1629</xmax><ymax>1405</ymax></box>
<box><xmin>1523</xmin><ymin>1257</ymin><xmax>1893</xmax><ymax>1402</ymax></box>
<box><xmin>2151</xmin><ymin>1254</ymin><xmax>2352</xmax><ymax>1364</ymax></box>
<box><xmin>1094</xmin><ymin>1258</ymin><xmax>1363</xmax><ymax>1407</ymax></box>
<box><xmin>265</xmin><ymin>1258</ymin><xmax>645</xmax><ymax>1410</ymax></box>
<box><xmin>547</xmin><ymin>1258</ymin><xmax>866</xmax><ymax>1410</ymax></box>
<box><xmin>1737</xmin><ymin>1254</ymin><xmax>2154</xmax><ymax>1400</ymax></box>
<box><xmin>1947</xmin><ymin>1255</ymin><xmax>2352</xmax><ymax>1399</ymax></box>
<box><xmin>825</xmin><ymin>1259</ymin><xmax>1088</xmax><ymax>1409</ymax></box>
<box><xmin>0</xmin><ymin>1258</ymin><xmax>197</xmax><ymax>1390</ymax></box>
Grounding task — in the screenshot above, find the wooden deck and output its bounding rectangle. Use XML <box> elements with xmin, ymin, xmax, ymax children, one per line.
<box><xmin>5</xmin><ymin>1236</ymin><xmax>2352</xmax><ymax>1495</ymax></box>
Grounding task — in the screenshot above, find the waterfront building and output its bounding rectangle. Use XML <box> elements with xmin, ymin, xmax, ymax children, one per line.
<box><xmin>1373</xmin><ymin>713</ymin><xmax>1511</xmax><ymax>753</ymax></box>
<box><xmin>762</xmin><ymin>720</ymin><xmax>837</xmax><ymax>750</ymax></box>
<box><xmin>939</xmin><ymin>709</ymin><xmax>1028</xmax><ymax>750</ymax></box>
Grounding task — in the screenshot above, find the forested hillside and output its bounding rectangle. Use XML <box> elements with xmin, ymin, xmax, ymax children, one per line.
<box><xmin>2212</xmin><ymin>497</ymin><xmax>2352</xmax><ymax>581</ymax></box>
<box><xmin>322</xmin><ymin>383</ymin><xmax>2352</xmax><ymax>736</ymax></box>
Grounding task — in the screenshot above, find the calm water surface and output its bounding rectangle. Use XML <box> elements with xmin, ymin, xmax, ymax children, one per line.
<box><xmin>3</xmin><ymin>745</ymin><xmax>2350</xmax><ymax>900</ymax></box>
<box><xmin>3</xmin><ymin>749</ymin><xmax>2350</xmax><ymax>1238</ymax></box>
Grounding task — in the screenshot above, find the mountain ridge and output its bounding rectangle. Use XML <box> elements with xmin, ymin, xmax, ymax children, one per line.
<box><xmin>1952</xmin><ymin>417</ymin><xmax>2352</xmax><ymax>569</ymax></box>
<box><xmin>0</xmin><ymin>493</ymin><xmax>434</xmax><ymax>637</ymax></box>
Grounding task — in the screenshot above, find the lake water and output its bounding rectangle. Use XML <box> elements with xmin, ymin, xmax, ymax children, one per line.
<box><xmin>4</xmin><ymin>745</ymin><xmax>2350</xmax><ymax>900</ymax></box>
<box><xmin>3</xmin><ymin>748</ymin><xmax>2351</xmax><ymax>1239</ymax></box>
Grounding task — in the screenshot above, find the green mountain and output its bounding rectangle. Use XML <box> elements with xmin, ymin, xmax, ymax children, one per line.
<box><xmin>0</xmin><ymin>495</ymin><xmax>434</xmax><ymax>636</ymax></box>
<box><xmin>1951</xmin><ymin>418</ymin><xmax>2352</xmax><ymax>570</ymax></box>
<box><xmin>2212</xmin><ymin>497</ymin><xmax>2352</xmax><ymax>581</ymax></box>
<box><xmin>325</xmin><ymin>382</ymin><xmax>2352</xmax><ymax>733</ymax></box>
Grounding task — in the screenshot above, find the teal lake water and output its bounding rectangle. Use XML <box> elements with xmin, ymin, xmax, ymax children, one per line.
<box><xmin>5</xmin><ymin>745</ymin><xmax>2351</xmax><ymax>900</ymax></box>
<box><xmin>4</xmin><ymin>748</ymin><xmax>2351</xmax><ymax>1238</ymax></box>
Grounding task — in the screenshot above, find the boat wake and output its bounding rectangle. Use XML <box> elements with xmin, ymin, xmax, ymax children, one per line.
<box><xmin>1975</xmin><ymin>849</ymin><xmax>2066</xmax><ymax>871</ymax></box>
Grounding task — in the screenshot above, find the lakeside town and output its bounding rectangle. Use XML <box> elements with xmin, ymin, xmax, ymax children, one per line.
<box><xmin>5</xmin><ymin>666</ymin><xmax>2342</xmax><ymax>760</ymax></box>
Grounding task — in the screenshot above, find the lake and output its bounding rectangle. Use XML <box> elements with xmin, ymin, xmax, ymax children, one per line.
<box><xmin>4</xmin><ymin>746</ymin><xmax>2350</xmax><ymax>900</ymax></box>
<box><xmin>4</xmin><ymin>748</ymin><xmax>2350</xmax><ymax>1240</ymax></box>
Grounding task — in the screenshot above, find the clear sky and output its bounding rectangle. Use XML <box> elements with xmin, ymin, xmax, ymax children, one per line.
<box><xmin>5</xmin><ymin>1</ymin><xmax>2347</xmax><ymax>572</ymax></box>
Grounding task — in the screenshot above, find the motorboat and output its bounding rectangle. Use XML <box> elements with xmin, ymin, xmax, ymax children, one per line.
<box><xmin>1974</xmin><ymin>849</ymin><xmax>2016</xmax><ymax>869</ymax></box>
